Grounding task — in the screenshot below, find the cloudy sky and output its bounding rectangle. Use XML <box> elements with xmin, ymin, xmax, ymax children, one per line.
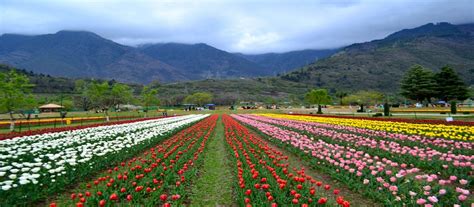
<box><xmin>1</xmin><ymin>0</ymin><xmax>473</xmax><ymax>53</ymax></box>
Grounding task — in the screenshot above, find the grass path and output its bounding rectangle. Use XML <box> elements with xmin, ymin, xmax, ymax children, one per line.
<box><xmin>190</xmin><ymin>115</ymin><xmax>235</xmax><ymax>206</ymax></box>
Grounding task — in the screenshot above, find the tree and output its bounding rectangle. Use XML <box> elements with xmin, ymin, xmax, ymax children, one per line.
<box><xmin>343</xmin><ymin>90</ymin><xmax>384</xmax><ymax>112</ymax></box>
<box><xmin>434</xmin><ymin>66</ymin><xmax>469</xmax><ymax>101</ymax></box>
<box><xmin>184</xmin><ymin>92</ymin><xmax>213</xmax><ymax>106</ymax></box>
<box><xmin>87</xmin><ymin>82</ymin><xmax>134</xmax><ymax>121</ymax></box>
<box><xmin>111</xmin><ymin>83</ymin><xmax>134</xmax><ymax>108</ymax></box>
<box><xmin>74</xmin><ymin>80</ymin><xmax>92</xmax><ymax>111</ymax></box>
<box><xmin>335</xmin><ymin>90</ymin><xmax>348</xmax><ymax>105</ymax></box>
<box><xmin>400</xmin><ymin>65</ymin><xmax>437</xmax><ymax>104</ymax></box>
<box><xmin>305</xmin><ymin>89</ymin><xmax>331</xmax><ymax>114</ymax></box>
<box><xmin>0</xmin><ymin>70</ymin><xmax>36</xmax><ymax>131</ymax></box>
<box><xmin>141</xmin><ymin>86</ymin><xmax>160</xmax><ymax>117</ymax></box>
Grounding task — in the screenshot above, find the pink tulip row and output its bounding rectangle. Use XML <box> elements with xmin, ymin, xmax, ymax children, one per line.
<box><xmin>261</xmin><ymin>115</ymin><xmax>473</xmax><ymax>150</ymax></box>
<box><xmin>243</xmin><ymin>115</ymin><xmax>473</xmax><ymax>171</ymax></box>
<box><xmin>232</xmin><ymin>114</ymin><xmax>471</xmax><ymax>206</ymax></box>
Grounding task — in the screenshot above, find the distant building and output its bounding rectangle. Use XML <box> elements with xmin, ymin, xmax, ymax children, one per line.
<box><xmin>39</xmin><ymin>103</ymin><xmax>64</xmax><ymax>112</ymax></box>
<box><xmin>205</xmin><ymin>104</ymin><xmax>216</xmax><ymax>110</ymax></box>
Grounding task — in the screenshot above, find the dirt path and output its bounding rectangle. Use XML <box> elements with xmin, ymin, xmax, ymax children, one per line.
<box><xmin>189</xmin><ymin>115</ymin><xmax>235</xmax><ymax>206</ymax></box>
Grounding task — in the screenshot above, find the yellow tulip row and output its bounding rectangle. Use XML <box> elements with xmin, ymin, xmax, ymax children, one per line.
<box><xmin>258</xmin><ymin>114</ymin><xmax>474</xmax><ymax>141</ymax></box>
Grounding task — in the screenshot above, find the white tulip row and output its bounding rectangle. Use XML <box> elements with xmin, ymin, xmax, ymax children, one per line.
<box><xmin>0</xmin><ymin>114</ymin><xmax>209</xmax><ymax>191</ymax></box>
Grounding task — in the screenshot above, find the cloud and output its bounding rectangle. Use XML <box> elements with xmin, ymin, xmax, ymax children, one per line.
<box><xmin>1</xmin><ymin>0</ymin><xmax>473</xmax><ymax>53</ymax></box>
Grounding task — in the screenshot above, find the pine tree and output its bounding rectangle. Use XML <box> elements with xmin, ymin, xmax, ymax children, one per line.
<box><xmin>400</xmin><ymin>65</ymin><xmax>437</xmax><ymax>103</ymax></box>
<box><xmin>434</xmin><ymin>66</ymin><xmax>469</xmax><ymax>101</ymax></box>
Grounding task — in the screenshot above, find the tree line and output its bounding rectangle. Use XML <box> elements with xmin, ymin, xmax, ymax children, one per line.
<box><xmin>0</xmin><ymin>70</ymin><xmax>214</xmax><ymax>131</ymax></box>
<box><xmin>304</xmin><ymin>65</ymin><xmax>471</xmax><ymax>115</ymax></box>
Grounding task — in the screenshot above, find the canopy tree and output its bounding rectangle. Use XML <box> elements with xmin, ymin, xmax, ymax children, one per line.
<box><xmin>74</xmin><ymin>80</ymin><xmax>92</xmax><ymax>111</ymax></box>
<box><xmin>400</xmin><ymin>65</ymin><xmax>437</xmax><ymax>104</ymax></box>
<box><xmin>343</xmin><ymin>90</ymin><xmax>384</xmax><ymax>112</ymax></box>
<box><xmin>0</xmin><ymin>70</ymin><xmax>36</xmax><ymax>131</ymax></box>
<box><xmin>141</xmin><ymin>86</ymin><xmax>160</xmax><ymax>117</ymax></box>
<box><xmin>184</xmin><ymin>92</ymin><xmax>213</xmax><ymax>106</ymax></box>
<box><xmin>87</xmin><ymin>82</ymin><xmax>134</xmax><ymax>121</ymax></box>
<box><xmin>434</xmin><ymin>66</ymin><xmax>469</xmax><ymax>101</ymax></box>
<box><xmin>305</xmin><ymin>89</ymin><xmax>331</xmax><ymax>114</ymax></box>
<box><xmin>335</xmin><ymin>90</ymin><xmax>349</xmax><ymax>105</ymax></box>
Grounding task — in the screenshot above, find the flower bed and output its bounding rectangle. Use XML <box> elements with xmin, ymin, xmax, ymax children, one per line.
<box><xmin>0</xmin><ymin>114</ymin><xmax>208</xmax><ymax>206</ymax></box>
<box><xmin>223</xmin><ymin>115</ymin><xmax>350</xmax><ymax>206</ymax></box>
<box><xmin>273</xmin><ymin>114</ymin><xmax>473</xmax><ymax>141</ymax></box>
<box><xmin>232</xmin><ymin>114</ymin><xmax>472</xmax><ymax>206</ymax></box>
<box><xmin>0</xmin><ymin>116</ymin><xmax>178</xmax><ymax>141</ymax></box>
<box><xmin>289</xmin><ymin>113</ymin><xmax>474</xmax><ymax>126</ymax></box>
<box><xmin>49</xmin><ymin>114</ymin><xmax>218</xmax><ymax>207</ymax></box>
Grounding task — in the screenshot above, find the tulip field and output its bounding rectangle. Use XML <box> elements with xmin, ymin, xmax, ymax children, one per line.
<box><xmin>0</xmin><ymin>113</ymin><xmax>472</xmax><ymax>206</ymax></box>
<box><xmin>232</xmin><ymin>114</ymin><xmax>473</xmax><ymax>206</ymax></box>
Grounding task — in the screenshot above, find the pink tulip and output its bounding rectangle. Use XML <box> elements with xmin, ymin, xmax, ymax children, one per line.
<box><xmin>416</xmin><ymin>198</ymin><xmax>426</xmax><ymax>205</ymax></box>
<box><xmin>438</xmin><ymin>189</ymin><xmax>446</xmax><ymax>195</ymax></box>
<box><xmin>427</xmin><ymin>196</ymin><xmax>438</xmax><ymax>203</ymax></box>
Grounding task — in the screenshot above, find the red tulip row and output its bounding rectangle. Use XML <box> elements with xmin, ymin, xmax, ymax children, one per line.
<box><xmin>0</xmin><ymin>116</ymin><xmax>177</xmax><ymax>140</ymax></box>
<box><xmin>289</xmin><ymin>113</ymin><xmax>474</xmax><ymax>126</ymax></box>
<box><xmin>49</xmin><ymin>115</ymin><xmax>217</xmax><ymax>207</ymax></box>
<box><xmin>223</xmin><ymin>114</ymin><xmax>350</xmax><ymax>207</ymax></box>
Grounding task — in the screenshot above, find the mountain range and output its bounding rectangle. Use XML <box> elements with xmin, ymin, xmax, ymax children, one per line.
<box><xmin>0</xmin><ymin>31</ymin><xmax>333</xmax><ymax>83</ymax></box>
<box><xmin>280</xmin><ymin>22</ymin><xmax>474</xmax><ymax>92</ymax></box>
<box><xmin>0</xmin><ymin>22</ymin><xmax>472</xmax><ymax>96</ymax></box>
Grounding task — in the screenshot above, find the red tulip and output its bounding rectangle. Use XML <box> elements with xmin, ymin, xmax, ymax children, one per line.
<box><xmin>318</xmin><ymin>197</ymin><xmax>327</xmax><ymax>204</ymax></box>
<box><xmin>333</xmin><ymin>189</ymin><xmax>340</xmax><ymax>195</ymax></box>
<box><xmin>245</xmin><ymin>189</ymin><xmax>252</xmax><ymax>195</ymax></box>
<box><xmin>76</xmin><ymin>203</ymin><xmax>83</xmax><ymax>207</ymax></box>
<box><xmin>254</xmin><ymin>183</ymin><xmax>261</xmax><ymax>189</ymax></box>
<box><xmin>109</xmin><ymin>193</ymin><xmax>118</xmax><ymax>201</ymax></box>
<box><xmin>85</xmin><ymin>191</ymin><xmax>91</xmax><ymax>197</ymax></box>
<box><xmin>97</xmin><ymin>191</ymin><xmax>103</xmax><ymax>196</ymax></box>
<box><xmin>49</xmin><ymin>203</ymin><xmax>57</xmax><ymax>207</ymax></box>
<box><xmin>99</xmin><ymin>200</ymin><xmax>106</xmax><ymax>207</ymax></box>
<box><xmin>324</xmin><ymin>185</ymin><xmax>330</xmax><ymax>190</ymax></box>
<box><xmin>160</xmin><ymin>194</ymin><xmax>168</xmax><ymax>201</ymax></box>
<box><xmin>271</xmin><ymin>203</ymin><xmax>277</xmax><ymax>207</ymax></box>
<box><xmin>120</xmin><ymin>187</ymin><xmax>126</xmax><ymax>193</ymax></box>
<box><xmin>79</xmin><ymin>197</ymin><xmax>86</xmax><ymax>203</ymax></box>
<box><xmin>292</xmin><ymin>199</ymin><xmax>299</xmax><ymax>204</ymax></box>
<box><xmin>294</xmin><ymin>193</ymin><xmax>301</xmax><ymax>199</ymax></box>
<box><xmin>71</xmin><ymin>193</ymin><xmax>76</xmax><ymax>200</ymax></box>
<box><xmin>297</xmin><ymin>184</ymin><xmax>303</xmax><ymax>189</ymax></box>
<box><xmin>163</xmin><ymin>203</ymin><xmax>171</xmax><ymax>207</ymax></box>
<box><xmin>244</xmin><ymin>198</ymin><xmax>250</xmax><ymax>203</ymax></box>
<box><xmin>172</xmin><ymin>194</ymin><xmax>181</xmax><ymax>200</ymax></box>
<box><xmin>126</xmin><ymin>194</ymin><xmax>132</xmax><ymax>201</ymax></box>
